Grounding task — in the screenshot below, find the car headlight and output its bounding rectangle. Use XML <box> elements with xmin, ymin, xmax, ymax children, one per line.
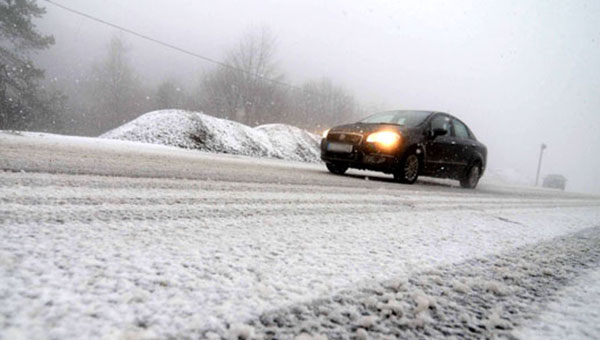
<box><xmin>366</xmin><ymin>131</ymin><xmax>401</xmax><ymax>148</ymax></box>
<box><xmin>322</xmin><ymin>128</ymin><xmax>330</xmax><ymax>138</ymax></box>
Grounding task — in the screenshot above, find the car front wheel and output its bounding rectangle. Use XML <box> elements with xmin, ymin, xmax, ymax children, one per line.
<box><xmin>394</xmin><ymin>153</ymin><xmax>420</xmax><ymax>184</ymax></box>
<box><xmin>460</xmin><ymin>164</ymin><xmax>481</xmax><ymax>189</ymax></box>
<box><xmin>326</xmin><ymin>162</ymin><xmax>348</xmax><ymax>175</ymax></box>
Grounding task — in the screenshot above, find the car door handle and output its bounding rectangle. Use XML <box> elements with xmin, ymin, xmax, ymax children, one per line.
<box><xmin>451</xmin><ymin>141</ymin><xmax>456</xmax><ymax>145</ymax></box>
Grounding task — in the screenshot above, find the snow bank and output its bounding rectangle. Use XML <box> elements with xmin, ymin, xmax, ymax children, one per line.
<box><xmin>100</xmin><ymin>110</ymin><xmax>322</xmax><ymax>163</ymax></box>
<box><xmin>255</xmin><ymin>124</ymin><xmax>321</xmax><ymax>163</ymax></box>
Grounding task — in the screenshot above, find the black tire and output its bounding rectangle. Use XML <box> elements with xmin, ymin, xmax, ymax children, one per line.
<box><xmin>460</xmin><ymin>163</ymin><xmax>481</xmax><ymax>189</ymax></box>
<box><xmin>326</xmin><ymin>162</ymin><xmax>348</xmax><ymax>175</ymax></box>
<box><xmin>394</xmin><ymin>153</ymin><xmax>420</xmax><ymax>184</ymax></box>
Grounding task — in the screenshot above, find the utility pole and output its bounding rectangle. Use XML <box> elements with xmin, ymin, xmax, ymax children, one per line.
<box><xmin>535</xmin><ymin>143</ymin><xmax>547</xmax><ymax>186</ymax></box>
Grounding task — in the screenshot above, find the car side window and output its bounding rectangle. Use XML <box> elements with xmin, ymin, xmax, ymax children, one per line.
<box><xmin>430</xmin><ymin>115</ymin><xmax>451</xmax><ymax>134</ymax></box>
<box><xmin>453</xmin><ymin>119</ymin><xmax>470</xmax><ymax>139</ymax></box>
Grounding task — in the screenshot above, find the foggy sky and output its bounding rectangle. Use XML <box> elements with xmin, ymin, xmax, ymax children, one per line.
<box><xmin>36</xmin><ymin>0</ymin><xmax>600</xmax><ymax>194</ymax></box>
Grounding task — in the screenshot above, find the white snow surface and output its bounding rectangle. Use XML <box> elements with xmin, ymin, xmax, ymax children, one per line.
<box><xmin>254</xmin><ymin>124</ymin><xmax>321</xmax><ymax>163</ymax></box>
<box><xmin>100</xmin><ymin>110</ymin><xmax>322</xmax><ymax>163</ymax></box>
<box><xmin>513</xmin><ymin>268</ymin><xmax>600</xmax><ymax>340</ymax></box>
<box><xmin>480</xmin><ymin>167</ymin><xmax>533</xmax><ymax>187</ymax></box>
<box><xmin>1</xmin><ymin>131</ymin><xmax>600</xmax><ymax>339</ymax></box>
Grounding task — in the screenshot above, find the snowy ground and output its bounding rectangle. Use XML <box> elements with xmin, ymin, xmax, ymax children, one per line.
<box><xmin>1</xmin><ymin>131</ymin><xmax>599</xmax><ymax>339</ymax></box>
<box><xmin>513</xmin><ymin>267</ymin><xmax>600</xmax><ymax>340</ymax></box>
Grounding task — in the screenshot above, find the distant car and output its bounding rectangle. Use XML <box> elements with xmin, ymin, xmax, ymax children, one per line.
<box><xmin>321</xmin><ymin>110</ymin><xmax>487</xmax><ymax>188</ymax></box>
<box><xmin>543</xmin><ymin>174</ymin><xmax>567</xmax><ymax>190</ymax></box>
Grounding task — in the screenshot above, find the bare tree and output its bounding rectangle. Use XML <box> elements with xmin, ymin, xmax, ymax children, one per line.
<box><xmin>89</xmin><ymin>35</ymin><xmax>144</xmax><ymax>129</ymax></box>
<box><xmin>198</xmin><ymin>28</ymin><xmax>287</xmax><ymax>125</ymax></box>
<box><xmin>288</xmin><ymin>77</ymin><xmax>360</xmax><ymax>129</ymax></box>
<box><xmin>54</xmin><ymin>35</ymin><xmax>155</xmax><ymax>135</ymax></box>
<box><xmin>153</xmin><ymin>79</ymin><xmax>186</xmax><ymax>110</ymax></box>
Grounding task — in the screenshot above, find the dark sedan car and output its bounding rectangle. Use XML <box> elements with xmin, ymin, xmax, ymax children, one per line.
<box><xmin>321</xmin><ymin>110</ymin><xmax>487</xmax><ymax>188</ymax></box>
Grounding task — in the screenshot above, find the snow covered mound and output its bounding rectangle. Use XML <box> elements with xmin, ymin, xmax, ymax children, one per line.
<box><xmin>255</xmin><ymin>124</ymin><xmax>321</xmax><ymax>163</ymax></box>
<box><xmin>100</xmin><ymin>110</ymin><xmax>322</xmax><ymax>162</ymax></box>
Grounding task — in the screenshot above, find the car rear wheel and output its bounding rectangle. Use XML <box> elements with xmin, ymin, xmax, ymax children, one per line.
<box><xmin>394</xmin><ymin>153</ymin><xmax>420</xmax><ymax>184</ymax></box>
<box><xmin>460</xmin><ymin>164</ymin><xmax>481</xmax><ymax>189</ymax></box>
<box><xmin>326</xmin><ymin>162</ymin><xmax>348</xmax><ymax>175</ymax></box>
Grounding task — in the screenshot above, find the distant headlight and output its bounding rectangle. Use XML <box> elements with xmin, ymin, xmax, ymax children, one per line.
<box><xmin>322</xmin><ymin>128</ymin><xmax>330</xmax><ymax>138</ymax></box>
<box><xmin>366</xmin><ymin>131</ymin><xmax>401</xmax><ymax>148</ymax></box>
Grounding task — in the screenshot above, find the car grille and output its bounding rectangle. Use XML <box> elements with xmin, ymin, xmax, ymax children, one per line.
<box><xmin>327</xmin><ymin>132</ymin><xmax>363</xmax><ymax>145</ymax></box>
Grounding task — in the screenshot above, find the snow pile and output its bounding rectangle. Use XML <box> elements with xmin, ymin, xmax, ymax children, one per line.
<box><xmin>100</xmin><ymin>110</ymin><xmax>321</xmax><ymax>162</ymax></box>
<box><xmin>255</xmin><ymin>124</ymin><xmax>321</xmax><ymax>163</ymax></box>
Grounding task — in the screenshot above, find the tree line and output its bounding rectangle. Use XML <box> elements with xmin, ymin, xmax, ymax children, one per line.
<box><xmin>1</xmin><ymin>0</ymin><xmax>364</xmax><ymax>135</ymax></box>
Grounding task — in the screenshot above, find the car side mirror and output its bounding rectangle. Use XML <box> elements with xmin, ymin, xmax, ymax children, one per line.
<box><xmin>431</xmin><ymin>127</ymin><xmax>448</xmax><ymax>138</ymax></box>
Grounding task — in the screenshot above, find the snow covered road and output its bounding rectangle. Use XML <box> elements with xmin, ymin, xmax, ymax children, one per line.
<box><xmin>1</xmin><ymin>132</ymin><xmax>600</xmax><ymax>339</ymax></box>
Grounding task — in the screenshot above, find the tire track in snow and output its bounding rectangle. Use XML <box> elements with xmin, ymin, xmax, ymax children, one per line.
<box><xmin>1</xmin><ymin>170</ymin><xmax>489</xmax><ymax>197</ymax></box>
<box><xmin>237</xmin><ymin>227</ymin><xmax>600</xmax><ymax>340</ymax></box>
<box><xmin>2</xmin><ymin>197</ymin><xmax>598</xmax><ymax>226</ymax></box>
<box><xmin>2</xmin><ymin>172</ymin><xmax>599</xmax><ymax>225</ymax></box>
<box><xmin>2</xmin><ymin>185</ymin><xmax>595</xmax><ymax>207</ymax></box>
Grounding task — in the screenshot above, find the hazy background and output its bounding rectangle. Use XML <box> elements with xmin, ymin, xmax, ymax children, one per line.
<box><xmin>32</xmin><ymin>0</ymin><xmax>600</xmax><ymax>194</ymax></box>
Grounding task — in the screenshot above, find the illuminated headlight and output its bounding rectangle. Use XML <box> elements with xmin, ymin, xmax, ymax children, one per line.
<box><xmin>366</xmin><ymin>131</ymin><xmax>401</xmax><ymax>148</ymax></box>
<box><xmin>322</xmin><ymin>128</ymin><xmax>330</xmax><ymax>138</ymax></box>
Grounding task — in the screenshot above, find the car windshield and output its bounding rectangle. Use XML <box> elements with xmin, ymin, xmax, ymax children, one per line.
<box><xmin>360</xmin><ymin>110</ymin><xmax>431</xmax><ymax>127</ymax></box>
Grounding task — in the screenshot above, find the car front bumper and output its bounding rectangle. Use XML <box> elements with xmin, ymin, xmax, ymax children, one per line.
<box><xmin>320</xmin><ymin>139</ymin><xmax>401</xmax><ymax>173</ymax></box>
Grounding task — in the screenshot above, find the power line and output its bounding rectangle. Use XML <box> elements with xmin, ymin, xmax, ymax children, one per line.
<box><xmin>43</xmin><ymin>0</ymin><xmax>304</xmax><ymax>92</ymax></box>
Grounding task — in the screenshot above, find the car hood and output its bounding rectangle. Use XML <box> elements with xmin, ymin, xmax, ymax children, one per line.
<box><xmin>330</xmin><ymin>123</ymin><xmax>409</xmax><ymax>135</ymax></box>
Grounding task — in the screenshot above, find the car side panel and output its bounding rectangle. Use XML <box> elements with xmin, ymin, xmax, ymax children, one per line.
<box><xmin>449</xmin><ymin>137</ymin><xmax>475</xmax><ymax>178</ymax></box>
<box><xmin>422</xmin><ymin>114</ymin><xmax>459</xmax><ymax>178</ymax></box>
<box><xmin>424</xmin><ymin>135</ymin><xmax>457</xmax><ymax>177</ymax></box>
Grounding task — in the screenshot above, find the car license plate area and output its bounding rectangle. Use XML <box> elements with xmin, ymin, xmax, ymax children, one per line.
<box><xmin>327</xmin><ymin>142</ymin><xmax>353</xmax><ymax>153</ymax></box>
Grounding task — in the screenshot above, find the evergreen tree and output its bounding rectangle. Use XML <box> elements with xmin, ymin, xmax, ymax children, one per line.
<box><xmin>0</xmin><ymin>0</ymin><xmax>63</xmax><ymax>130</ymax></box>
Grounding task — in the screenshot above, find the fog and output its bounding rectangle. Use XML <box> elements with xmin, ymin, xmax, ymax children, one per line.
<box><xmin>34</xmin><ymin>0</ymin><xmax>600</xmax><ymax>194</ymax></box>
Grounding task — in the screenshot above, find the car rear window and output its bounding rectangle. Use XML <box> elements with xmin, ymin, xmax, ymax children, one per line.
<box><xmin>453</xmin><ymin>119</ymin><xmax>471</xmax><ymax>139</ymax></box>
